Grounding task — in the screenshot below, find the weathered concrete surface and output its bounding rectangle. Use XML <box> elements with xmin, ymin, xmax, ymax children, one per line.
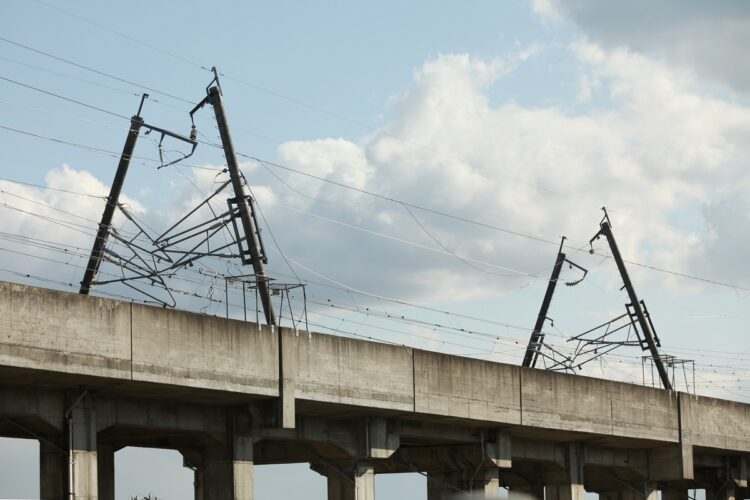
<box><xmin>292</xmin><ymin>332</ymin><xmax>414</xmax><ymax>412</ymax></box>
<box><xmin>0</xmin><ymin>282</ymin><xmax>131</xmax><ymax>380</ymax></box>
<box><xmin>39</xmin><ymin>441</ymin><xmax>66</xmax><ymax>499</ymax></box>
<box><xmin>520</xmin><ymin>369</ymin><xmax>679</xmax><ymax>443</ymax></box>
<box><xmin>414</xmin><ymin>351</ymin><xmax>520</xmax><ymax>424</ymax></box>
<box><xmin>684</xmin><ymin>394</ymin><xmax>750</xmax><ymax>452</ymax></box>
<box><xmin>0</xmin><ymin>281</ymin><xmax>280</xmax><ymax>398</ymax></box>
<box><xmin>94</xmin><ymin>394</ymin><xmax>228</xmax><ymax>442</ymax></box>
<box><xmin>610</xmin><ymin>381</ymin><xmax>678</xmax><ymax>442</ymax></box>
<box><xmin>0</xmin><ymin>280</ymin><xmax>749</xmax><ymax>457</ymax></box>
<box><xmin>131</xmin><ymin>305</ymin><xmax>278</xmax><ymax>395</ymax></box>
<box><xmin>319</xmin><ymin>463</ymin><xmax>375</xmax><ymax>500</ymax></box>
<box><xmin>0</xmin><ymin>385</ymin><xmax>65</xmax><ymax>431</ymax></box>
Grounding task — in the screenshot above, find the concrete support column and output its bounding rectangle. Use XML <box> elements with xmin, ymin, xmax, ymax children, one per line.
<box><xmin>194</xmin><ymin>466</ymin><xmax>203</xmax><ymax>500</ymax></box>
<box><xmin>599</xmin><ymin>490</ymin><xmax>644</xmax><ymax>500</ymax></box>
<box><xmin>508</xmin><ymin>484</ymin><xmax>544</xmax><ymax>500</ymax></box>
<box><xmin>198</xmin><ymin>456</ymin><xmax>253</xmax><ymax>500</ymax></box>
<box><xmin>481</xmin><ymin>469</ymin><xmax>502</xmax><ymax>497</ymax></box>
<box><xmin>662</xmin><ymin>489</ymin><xmax>690</xmax><ymax>500</ymax></box>
<box><xmin>201</xmin><ymin>460</ymin><xmax>234</xmax><ymax>500</ymax></box>
<box><xmin>326</xmin><ymin>464</ymin><xmax>375</xmax><ymax>500</ymax></box>
<box><xmin>426</xmin><ymin>471</ymin><xmax>447</xmax><ymax>500</ymax></box>
<box><xmin>547</xmin><ymin>483</ymin><xmax>585</xmax><ymax>500</ymax></box>
<box><xmin>97</xmin><ymin>443</ymin><xmax>115</xmax><ymax>500</ymax></box>
<box><xmin>232</xmin><ymin>433</ymin><xmax>254</xmax><ymax>500</ymax></box>
<box><xmin>427</xmin><ymin>469</ymin><xmax>502</xmax><ymax>499</ymax></box>
<box><xmin>40</xmin><ymin>440</ymin><xmax>66</xmax><ymax>500</ymax></box>
<box><xmin>70</xmin><ymin>404</ymin><xmax>97</xmax><ymax>499</ymax></box>
<box><xmin>197</xmin><ymin>434</ymin><xmax>254</xmax><ymax>500</ymax></box>
<box><xmin>708</xmin><ymin>487</ymin><xmax>737</xmax><ymax>500</ymax></box>
<box><xmin>546</xmin><ymin>444</ymin><xmax>585</xmax><ymax>500</ymax></box>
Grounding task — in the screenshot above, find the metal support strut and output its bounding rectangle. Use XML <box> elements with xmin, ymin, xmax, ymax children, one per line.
<box><xmin>523</xmin><ymin>237</ymin><xmax>567</xmax><ymax>368</ymax></box>
<box><xmin>79</xmin><ymin>94</ymin><xmax>197</xmax><ymax>296</ymax></box>
<box><xmin>79</xmin><ymin>99</ymin><xmax>145</xmax><ymax>295</ymax></box>
<box><xmin>198</xmin><ymin>82</ymin><xmax>276</xmax><ymax>326</ymax></box>
<box><xmin>590</xmin><ymin>210</ymin><xmax>672</xmax><ymax>390</ymax></box>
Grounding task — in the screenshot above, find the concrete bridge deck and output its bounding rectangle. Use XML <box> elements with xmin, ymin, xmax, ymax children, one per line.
<box><xmin>0</xmin><ymin>281</ymin><xmax>748</xmax><ymax>499</ymax></box>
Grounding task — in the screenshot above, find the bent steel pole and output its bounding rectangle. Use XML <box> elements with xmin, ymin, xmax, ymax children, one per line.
<box><xmin>597</xmin><ymin>221</ymin><xmax>672</xmax><ymax>390</ymax></box>
<box><xmin>206</xmin><ymin>86</ymin><xmax>277</xmax><ymax>326</ymax></box>
<box><xmin>523</xmin><ymin>237</ymin><xmax>566</xmax><ymax>368</ymax></box>
<box><xmin>79</xmin><ymin>113</ymin><xmax>144</xmax><ymax>295</ymax></box>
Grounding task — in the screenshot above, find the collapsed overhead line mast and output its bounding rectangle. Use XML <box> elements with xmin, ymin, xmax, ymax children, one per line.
<box><xmin>522</xmin><ymin>209</ymin><xmax>676</xmax><ymax>392</ymax></box>
<box><xmin>189</xmin><ymin>68</ymin><xmax>276</xmax><ymax>326</ymax></box>
<box><xmin>522</xmin><ymin>236</ymin><xmax>587</xmax><ymax>369</ymax></box>
<box><xmin>588</xmin><ymin>209</ymin><xmax>672</xmax><ymax>390</ymax></box>
<box><xmin>79</xmin><ymin>93</ymin><xmax>197</xmax><ymax>296</ymax></box>
<box><xmin>77</xmin><ymin>68</ymin><xmax>278</xmax><ymax>326</ymax></box>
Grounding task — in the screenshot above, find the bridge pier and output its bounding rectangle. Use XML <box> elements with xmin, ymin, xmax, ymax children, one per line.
<box><xmin>545</xmin><ymin>443</ymin><xmax>585</xmax><ymax>500</ymax></box>
<box><xmin>662</xmin><ymin>489</ymin><xmax>690</xmax><ymax>500</ymax></box>
<box><xmin>40</xmin><ymin>440</ymin><xmax>66</xmax><ymax>500</ymax></box>
<box><xmin>508</xmin><ymin>484</ymin><xmax>545</xmax><ymax>500</ymax></box>
<box><xmin>426</xmin><ymin>469</ymin><xmax>502</xmax><ymax>498</ymax></box>
<box><xmin>314</xmin><ymin>463</ymin><xmax>375</xmax><ymax>500</ymax></box>
<box><xmin>708</xmin><ymin>487</ymin><xmax>737</xmax><ymax>500</ymax></box>
<box><xmin>600</xmin><ymin>485</ymin><xmax>658</xmax><ymax>500</ymax></box>
<box><xmin>546</xmin><ymin>483</ymin><xmax>585</xmax><ymax>500</ymax></box>
<box><xmin>36</xmin><ymin>392</ymin><xmax>99</xmax><ymax>499</ymax></box>
<box><xmin>195</xmin><ymin>434</ymin><xmax>254</xmax><ymax>500</ymax></box>
<box><xmin>69</xmin><ymin>402</ymin><xmax>98</xmax><ymax>499</ymax></box>
<box><xmin>97</xmin><ymin>443</ymin><xmax>115</xmax><ymax>500</ymax></box>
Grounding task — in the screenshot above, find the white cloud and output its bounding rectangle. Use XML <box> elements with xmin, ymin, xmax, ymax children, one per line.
<box><xmin>261</xmin><ymin>46</ymin><xmax>750</xmax><ymax>306</ymax></box>
<box><xmin>533</xmin><ymin>0</ymin><xmax>750</xmax><ymax>95</ymax></box>
<box><xmin>0</xmin><ymin>164</ymin><xmax>138</xmax><ymax>249</ymax></box>
<box><xmin>531</xmin><ymin>0</ymin><xmax>563</xmax><ymax>24</ymax></box>
<box><xmin>687</xmin><ymin>184</ymin><xmax>750</xmax><ymax>289</ymax></box>
<box><xmin>0</xmin><ymin>164</ymin><xmax>150</xmax><ymax>290</ymax></box>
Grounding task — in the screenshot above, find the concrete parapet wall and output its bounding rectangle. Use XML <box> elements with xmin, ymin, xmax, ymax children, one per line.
<box><xmin>610</xmin><ymin>381</ymin><xmax>678</xmax><ymax>442</ymax></box>
<box><xmin>520</xmin><ymin>368</ymin><xmax>614</xmax><ymax>435</ymax></box>
<box><xmin>293</xmin><ymin>332</ymin><xmax>414</xmax><ymax>411</ymax></box>
<box><xmin>413</xmin><ymin>350</ymin><xmax>520</xmax><ymax>424</ymax></box>
<box><xmin>0</xmin><ymin>281</ymin><xmax>131</xmax><ymax>380</ymax></box>
<box><xmin>520</xmin><ymin>368</ymin><xmax>679</xmax><ymax>442</ymax></box>
<box><xmin>131</xmin><ymin>305</ymin><xmax>278</xmax><ymax>395</ymax></box>
<box><xmin>684</xmin><ymin>394</ymin><xmax>750</xmax><ymax>452</ymax></box>
<box><xmin>0</xmin><ymin>282</ymin><xmax>280</xmax><ymax>397</ymax></box>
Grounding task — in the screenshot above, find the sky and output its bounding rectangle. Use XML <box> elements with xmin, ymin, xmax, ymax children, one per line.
<box><xmin>1</xmin><ymin>1</ymin><xmax>750</xmax><ymax>498</ymax></box>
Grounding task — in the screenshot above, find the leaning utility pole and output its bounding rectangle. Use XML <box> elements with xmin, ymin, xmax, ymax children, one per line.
<box><xmin>192</xmin><ymin>72</ymin><xmax>277</xmax><ymax>326</ymax></box>
<box><xmin>522</xmin><ymin>237</ymin><xmax>587</xmax><ymax>368</ymax></box>
<box><xmin>79</xmin><ymin>96</ymin><xmax>146</xmax><ymax>295</ymax></box>
<box><xmin>590</xmin><ymin>210</ymin><xmax>672</xmax><ymax>390</ymax></box>
<box><xmin>79</xmin><ymin>95</ymin><xmax>198</xmax><ymax>296</ymax></box>
<box><xmin>522</xmin><ymin>238</ymin><xmax>567</xmax><ymax>368</ymax></box>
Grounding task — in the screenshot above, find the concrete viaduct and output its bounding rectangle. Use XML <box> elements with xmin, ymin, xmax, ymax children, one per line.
<box><xmin>0</xmin><ymin>281</ymin><xmax>748</xmax><ymax>499</ymax></box>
